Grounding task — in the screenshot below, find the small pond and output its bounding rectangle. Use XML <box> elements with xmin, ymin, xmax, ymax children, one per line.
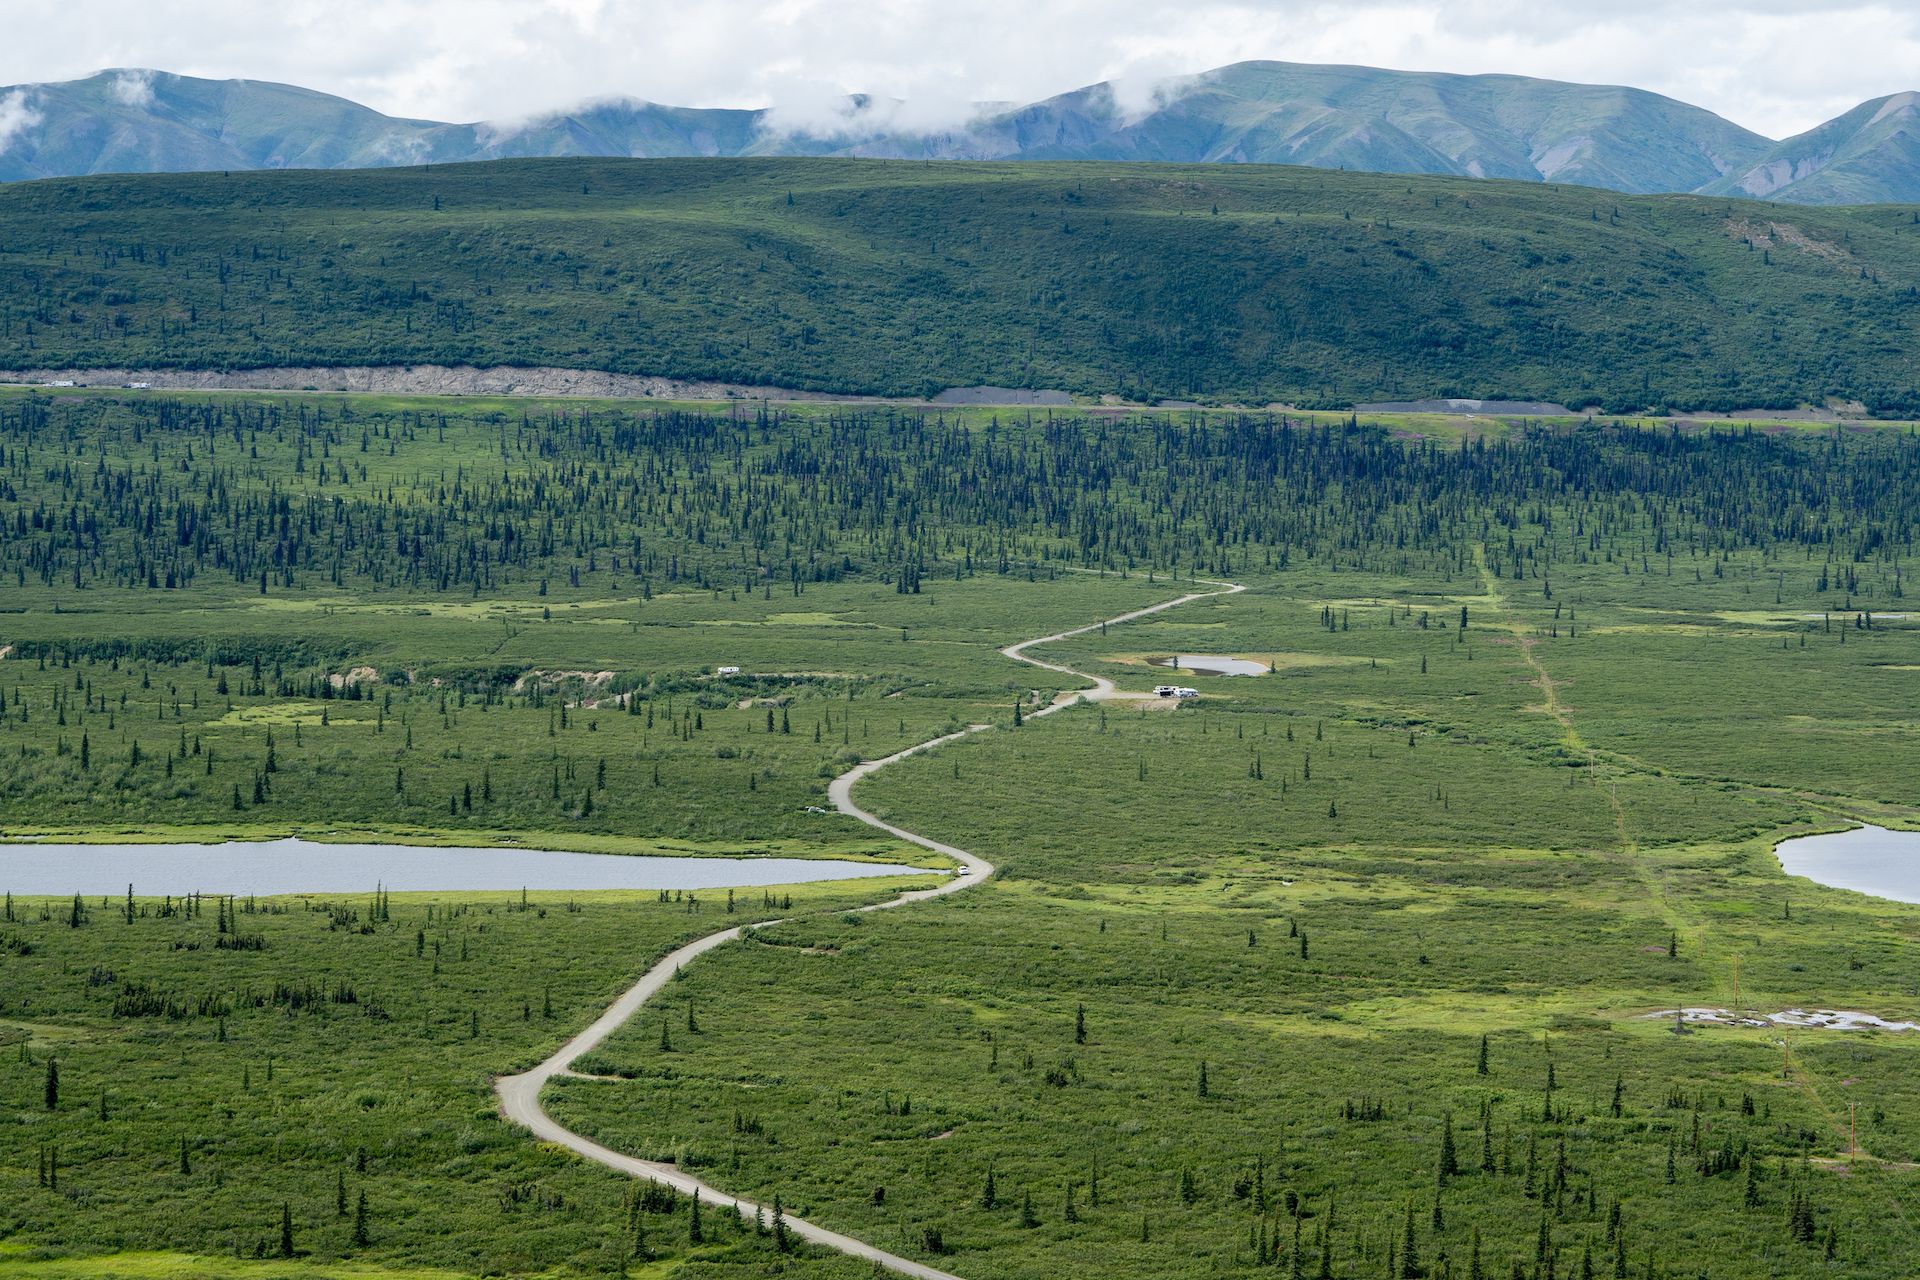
<box><xmin>1774</xmin><ymin>825</ymin><xmax>1920</xmax><ymax>905</ymax></box>
<box><xmin>1152</xmin><ymin>654</ymin><xmax>1268</xmax><ymax>677</ymax></box>
<box><xmin>0</xmin><ymin>837</ymin><xmax>925</xmax><ymax>897</ymax></box>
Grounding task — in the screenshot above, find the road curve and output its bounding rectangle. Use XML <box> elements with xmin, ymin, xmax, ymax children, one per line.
<box><xmin>495</xmin><ymin>573</ymin><xmax>1243</xmax><ymax>1278</ymax></box>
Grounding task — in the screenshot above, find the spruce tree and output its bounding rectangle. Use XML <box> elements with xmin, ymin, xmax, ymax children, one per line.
<box><xmin>1399</xmin><ymin>1199</ymin><xmax>1421</xmax><ymax>1278</ymax></box>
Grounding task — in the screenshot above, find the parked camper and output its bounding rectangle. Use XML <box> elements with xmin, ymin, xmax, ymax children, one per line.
<box><xmin>716</xmin><ymin>665</ymin><xmax>741</xmax><ymax>676</ymax></box>
<box><xmin>1173</xmin><ymin>687</ymin><xmax>1200</xmax><ymax>699</ymax></box>
<box><xmin>1153</xmin><ymin>684</ymin><xmax>1179</xmax><ymax>698</ymax></box>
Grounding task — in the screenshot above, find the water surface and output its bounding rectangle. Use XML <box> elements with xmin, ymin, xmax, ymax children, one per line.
<box><xmin>1153</xmin><ymin>654</ymin><xmax>1268</xmax><ymax>677</ymax></box>
<box><xmin>1774</xmin><ymin>825</ymin><xmax>1920</xmax><ymax>904</ymax></box>
<box><xmin>0</xmin><ymin>837</ymin><xmax>924</xmax><ymax>897</ymax></box>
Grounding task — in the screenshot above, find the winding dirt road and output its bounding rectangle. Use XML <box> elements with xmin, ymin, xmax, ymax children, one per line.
<box><xmin>495</xmin><ymin>575</ymin><xmax>1243</xmax><ymax>1277</ymax></box>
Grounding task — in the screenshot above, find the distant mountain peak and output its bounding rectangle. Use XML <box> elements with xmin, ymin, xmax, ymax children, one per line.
<box><xmin>2</xmin><ymin>62</ymin><xmax>1918</xmax><ymax>205</ymax></box>
<box><xmin>1870</xmin><ymin>91</ymin><xmax>1920</xmax><ymax>125</ymax></box>
<box><xmin>1704</xmin><ymin>88</ymin><xmax>1920</xmax><ymax>204</ymax></box>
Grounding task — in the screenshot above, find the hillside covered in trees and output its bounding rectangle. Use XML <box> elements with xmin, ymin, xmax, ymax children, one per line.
<box><xmin>6</xmin><ymin>158</ymin><xmax>1920</xmax><ymax>412</ymax></box>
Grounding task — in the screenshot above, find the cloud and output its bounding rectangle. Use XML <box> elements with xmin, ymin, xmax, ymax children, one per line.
<box><xmin>755</xmin><ymin>80</ymin><xmax>990</xmax><ymax>141</ymax></box>
<box><xmin>1105</xmin><ymin>68</ymin><xmax>1206</xmax><ymax>124</ymax></box>
<box><xmin>362</xmin><ymin>127</ymin><xmax>431</xmax><ymax>163</ymax></box>
<box><xmin>0</xmin><ymin>90</ymin><xmax>40</xmax><ymax>154</ymax></box>
<box><xmin>109</xmin><ymin>68</ymin><xmax>155</xmax><ymax>108</ymax></box>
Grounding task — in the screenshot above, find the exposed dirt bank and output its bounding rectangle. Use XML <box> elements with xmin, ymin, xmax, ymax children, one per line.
<box><xmin>0</xmin><ymin>364</ymin><xmax>1089</xmax><ymax>407</ymax></box>
<box><xmin>0</xmin><ymin>364</ymin><xmax>906</xmax><ymax>401</ymax></box>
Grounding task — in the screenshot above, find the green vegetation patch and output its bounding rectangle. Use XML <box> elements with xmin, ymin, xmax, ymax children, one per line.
<box><xmin>7</xmin><ymin>158</ymin><xmax>1920</xmax><ymax>410</ymax></box>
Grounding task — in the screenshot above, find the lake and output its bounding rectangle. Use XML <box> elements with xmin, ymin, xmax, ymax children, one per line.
<box><xmin>1774</xmin><ymin>825</ymin><xmax>1920</xmax><ymax>904</ymax></box>
<box><xmin>0</xmin><ymin>837</ymin><xmax>927</xmax><ymax>897</ymax></box>
<box><xmin>1152</xmin><ymin>654</ymin><xmax>1269</xmax><ymax>677</ymax></box>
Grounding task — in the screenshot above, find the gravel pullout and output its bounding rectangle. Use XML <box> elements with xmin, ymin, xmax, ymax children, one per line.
<box><xmin>494</xmin><ymin>575</ymin><xmax>1243</xmax><ymax>1279</ymax></box>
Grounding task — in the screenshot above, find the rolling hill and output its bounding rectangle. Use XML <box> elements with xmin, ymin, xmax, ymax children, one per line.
<box><xmin>0</xmin><ymin>63</ymin><xmax>1916</xmax><ymax>204</ymax></box>
<box><xmin>4</xmin><ymin>157</ymin><xmax>1920</xmax><ymax>412</ymax></box>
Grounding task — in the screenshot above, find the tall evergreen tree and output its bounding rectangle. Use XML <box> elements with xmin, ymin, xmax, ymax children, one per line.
<box><xmin>771</xmin><ymin>1195</ymin><xmax>791</xmax><ymax>1252</ymax></box>
<box><xmin>1399</xmin><ymin>1199</ymin><xmax>1421</xmax><ymax>1278</ymax></box>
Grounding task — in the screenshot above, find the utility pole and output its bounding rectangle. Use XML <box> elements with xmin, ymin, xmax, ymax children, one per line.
<box><xmin>1731</xmin><ymin>954</ymin><xmax>1740</xmax><ymax>1017</ymax></box>
<box><xmin>1850</xmin><ymin>1101</ymin><xmax>1857</xmax><ymax>1159</ymax></box>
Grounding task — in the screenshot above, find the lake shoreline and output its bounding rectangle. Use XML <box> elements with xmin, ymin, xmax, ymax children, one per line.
<box><xmin>0</xmin><ymin>835</ymin><xmax>938</xmax><ymax>897</ymax></box>
<box><xmin>1774</xmin><ymin>823</ymin><xmax>1920</xmax><ymax>905</ymax></box>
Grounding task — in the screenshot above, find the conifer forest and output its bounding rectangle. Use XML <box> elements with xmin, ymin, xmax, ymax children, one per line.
<box><xmin>2</xmin><ymin>377</ymin><xmax>1919</xmax><ymax>1280</ymax></box>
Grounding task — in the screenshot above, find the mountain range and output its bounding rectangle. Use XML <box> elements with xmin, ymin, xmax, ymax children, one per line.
<box><xmin>1</xmin><ymin>62</ymin><xmax>1917</xmax><ymax>205</ymax></box>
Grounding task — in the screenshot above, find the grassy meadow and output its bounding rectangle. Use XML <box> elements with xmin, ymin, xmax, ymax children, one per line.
<box><xmin>0</xmin><ymin>878</ymin><xmax>931</xmax><ymax>1278</ymax></box>
<box><xmin>1</xmin><ymin>389</ymin><xmax>1918</xmax><ymax>1278</ymax></box>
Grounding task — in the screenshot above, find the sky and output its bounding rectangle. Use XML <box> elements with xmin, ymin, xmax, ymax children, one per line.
<box><xmin>3</xmin><ymin>0</ymin><xmax>1918</xmax><ymax>140</ymax></box>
